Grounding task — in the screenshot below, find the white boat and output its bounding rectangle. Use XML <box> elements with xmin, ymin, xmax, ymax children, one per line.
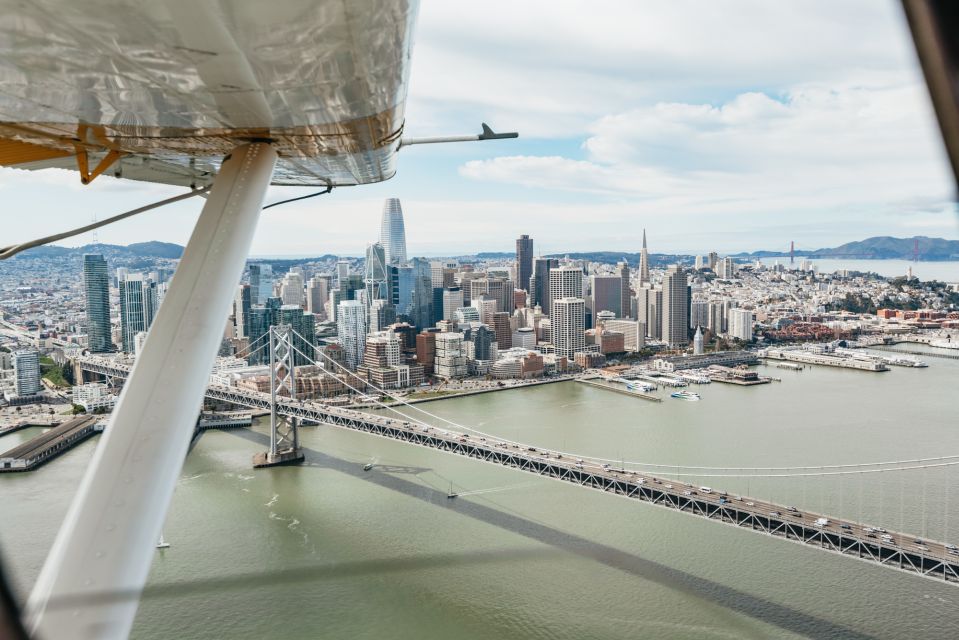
<box><xmin>156</xmin><ymin>533</ymin><xmax>170</xmax><ymax>549</ymax></box>
<box><xmin>670</xmin><ymin>391</ymin><xmax>701</xmax><ymax>401</ymax></box>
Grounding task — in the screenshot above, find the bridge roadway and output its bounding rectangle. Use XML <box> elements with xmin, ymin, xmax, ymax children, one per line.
<box><xmin>78</xmin><ymin>357</ymin><xmax>959</xmax><ymax>584</ymax></box>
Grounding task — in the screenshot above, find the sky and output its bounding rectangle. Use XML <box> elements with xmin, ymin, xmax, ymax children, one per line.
<box><xmin>2</xmin><ymin>0</ymin><xmax>958</xmax><ymax>257</ymax></box>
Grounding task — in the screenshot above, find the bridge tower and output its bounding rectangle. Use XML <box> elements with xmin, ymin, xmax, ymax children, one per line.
<box><xmin>253</xmin><ymin>324</ymin><xmax>305</xmax><ymax>468</ymax></box>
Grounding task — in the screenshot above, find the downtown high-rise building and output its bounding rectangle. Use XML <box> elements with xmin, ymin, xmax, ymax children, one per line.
<box><xmin>12</xmin><ymin>349</ymin><xmax>41</xmax><ymax>398</ymax></box>
<box><xmin>380</xmin><ymin>198</ymin><xmax>408</xmax><ymax>265</ymax></box>
<box><xmin>515</xmin><ymin>234</ymin><xmax>533</xmax><ymax>294</ymax></box>
<box><xmin>636</xmin><ymin>285</ymin><xmax>662</xmax><ymax>339</ymax></box>
<box><xmin>590</xmin><ymin>274</ymin><xmax>622</xmax><ymax>318</ymax></box>
<box><xmin>491</xmin><ymin>311</ymin><xmax>512</xmax><ymax>350</ymax></box>
<box><xmin>469</xmin><ymin>277</ymin><xmax>513</xmax><ymax>314</ymax></box>
<box><xmin>410</xmin><ymin>257</ymin><xmax>433</xmax><ymax>330</ymax></box>
<box><xmin>441</xmin><ymin>287</ymin><xmax>464</xmax><ymax>321</ymax></box>
<box><xmin>280</xmin><ymin>271</ymin><xmax>304</xmax><ymax>307</ymax></box>
<box><xmin>249</xmin><ymin>263</ymin><xmax>273</xmax><ymax>305</ymax></box>
<box><xmin>369</xmin><ymin>298</ymin><xmax>396</xmax><ymax>333</ymax></box>
<box><xmin>548</xmin><ymin>266</ymin><xmax>583</xmax><ymax>318</ymax></box>
<box><xmin>661</xmin><ymin>265</ymin><xmax>689</xmax><ymax>348</ymax></box>
<box><xmin>365</xmin><ymin>242</ymin><xmax>388</xmax><ymax>304</ymax></box>
<box><xmin>529</xmin><ymin>257</ymin><xmax>558</xmax><ymax>313</ymax></box>
<box><xmin>306</xmin><ymin>275</ymin><xmax>330</xmax><ymax>319</ymax></box>
<box><xmin>616</xmin><ymin>261</ymin><xmax>631</xmax><ymax>319</ymax></box>
<box><xmin>551</xmin><ymin>297</ymin><xmax>585</xmax><ymax>360</ymax></box>
<box><xmin>118</xmin><ymin>273</ymin><xmax>158</xmax><ymax>353</ymax></box>
<box><xmin>639</xmin><ymin>229</ymin><xmax>650</xmax><ymax>286</ymax></box>
<box><xmin>82</xmin><ymin>254</ymin><xmax>112</xmax><ymax>353</ymax></box>
<box><xmin>234</xmin><ymin>284</ymin><xmax>252</xmax><ymax>338</ymax></box>
<box><xmin>337</xmin><ymin>300</ymin><xmax>367</xmax><ymax>370</ymax></box>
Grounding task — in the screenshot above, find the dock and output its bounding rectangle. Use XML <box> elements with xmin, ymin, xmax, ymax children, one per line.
<box><xmin>577</xmin><ymin>377</ymin><xmax>661</xmax><ymax>402</ymax></box>
<box><xmin>760</xmin><ymin>348</ymin><xmax>889</xmax><ymax>372</ymax></box>
<box><xmin>0</xmin><ymin>416</ymin><xmax>97</xmax><ymax>472</ymax></box>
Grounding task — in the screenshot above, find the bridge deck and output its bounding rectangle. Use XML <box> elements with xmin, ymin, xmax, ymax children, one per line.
<box><xmin>78</xmin><ymin>357</ymin><xmax>959</xmax><ymax>584</ymax></box>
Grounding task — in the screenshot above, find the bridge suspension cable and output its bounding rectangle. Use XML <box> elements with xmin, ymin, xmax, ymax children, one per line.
<box><xmin>284</xmin><ymin>328</ymin><xmax>959</xmax><ymax>477</ymax></box>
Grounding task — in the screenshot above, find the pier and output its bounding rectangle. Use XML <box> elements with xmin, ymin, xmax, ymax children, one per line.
<box><xmin>577</xmin><ymin>377</ymin><xmax>661</xmax><ymax>402</ymax></box>
<box><xmin>0</xmin><ymin>416</ymin><xmax>97</xmax><ymax>472</ymax></box>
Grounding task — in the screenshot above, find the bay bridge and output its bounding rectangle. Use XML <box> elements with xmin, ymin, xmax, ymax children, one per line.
<box><xmin>72</xmin><ymin>325</ymin><xmax>959</xmax><ymax>586</ymax></box>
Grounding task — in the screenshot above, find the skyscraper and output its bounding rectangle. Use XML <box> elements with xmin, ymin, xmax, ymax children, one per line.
<box><xmin>661</xmin><ymin>265</ymin><xmax>689</xmax><ymax>348</ymax></box>
<box><xmin>616</xmin><ymin>261</ymin><xmax>631</xmax><ymax>319</ymax></box>
<box><xmin>491</xmin><ymin>312</ymin><xmax>512</xmax><ymax>350</ymax></box>
<box><xmin>552</xmin><ymin>297</ymin><xmax>585</xmax><ymax>360</ymax></box>
<box><xmin>369</xmin><ymin>298</ymin><xmax>396</xmax><ymax>333</ymax></box>
<box><xmin>728</xmin><ymin>308</ymin><xmax>754</xmax><ymax>341</ymax></box>
<box><xmin>590</xmin><ymin>275</ymin><xmax>622</xmax><ymax>317</ymax></box>
<box><xmin>118</xmin><ymin>273</ymin><xmax>158</xmax><ymax>353</ymax></box>
<box><xmin>718</xmin><ymin>257</ymin><xmax>736</xmax><ymax>279</ymax></box>
<box><xmin>515</xmin><ymin>234</ymin><xmax>533</xmax><ymax>294</ymax></box>
<box><xmin>306</xmin><ymin>275</ymin><xmax>330</xmax><ymax>319</ymax></box>
<box><xmin>249</xmin><ymin>263</ymin><xmax>273</xmax><ymax>305</ymax></box>
<box><xmin>365</xmin><ymin>242</ymin><xmax>388</xmax><ymax>304</ymax></box>
<box><xmin>12</xmin><ymin>349</ymin><xmax>41</xmax><ymax>397</ymax></box>
<box><xmin>441</xmin><ymin>287</ymin><xmax>463</xmax><ymax>321</ymax></box>
<box><xmin>410</xmin><ymin>257</ymin><xmax>433</xmax><ymax>330</ymax></box>
<box><xmin>529</xmin><ymin>257</ymin><xmax>558</xmax><ymax>313</ymax></box>
<box><xmin>82</xmin><ymin>254</ymin><xmax>112</xmax><ymax>353</ymax></box>
<box><xmin>639</xmin><ymin>229</ymin><xmax>650</xmax><ymax>286</ymax></box>
<box><xmin>280</xmin><ymin>271</ymin><xmax>304</xmax><ymax>307</ymax></box>
<box><xmin>337</xmin><ymin>300</ymin><xmax>367</xmax><ymax>370</ymax></box>
<box><xmin>548</xmin><ymin>266</ymin><xmax>583</xmax><ymax>318</ymax></box>
<box><xmin>234</xmin><ymin>284</ymin><xmax>252</xmax><ymax>338</ymax></box>
<box><xmin>379</xmin><ymin>198</ymin><xmax>408</xmax><ymax>265</ymax></box>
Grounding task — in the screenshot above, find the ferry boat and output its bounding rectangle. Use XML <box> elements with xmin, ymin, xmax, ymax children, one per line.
<box><xmin>670</xmin><ymin>391</ymin><xmax>701</xmax><ymax>401</ymax></box>
<box><xmin>625</xmin><ymin>381</ymin><xmax>656</xmax><ymax>392</ymax></box>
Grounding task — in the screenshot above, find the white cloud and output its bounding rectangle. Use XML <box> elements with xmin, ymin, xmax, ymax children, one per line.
<box><xmin>409</xmin><ymin>0</ymin><xmax>918</xmax><ymax>137</ymax></box>
<box><xmin>460</xmin><ymin>82</ymin><xmax>955</xmax><ymax>218</ymax></box>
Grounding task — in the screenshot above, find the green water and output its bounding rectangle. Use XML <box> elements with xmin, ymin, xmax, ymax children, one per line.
<box><xmin>2</xmin><ymin>349</ymin><xmax>958</xmax><ymax>639</ymax></box>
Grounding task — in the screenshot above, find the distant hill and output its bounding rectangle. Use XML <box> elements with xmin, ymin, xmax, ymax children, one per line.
<box><xmin>16</xmin><ymin>241</ymin><xmax>184</xmax><ymax>260</ymax></box>
<box><xmin>735</xmin><ymin>236</ymin><xmax>959</xmax><ymax>261</ymax></box>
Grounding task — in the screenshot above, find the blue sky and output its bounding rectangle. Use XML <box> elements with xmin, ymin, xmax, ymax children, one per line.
<box><xmin>1</xmin><ymin>0</ymin><xmax>957</xmax><ymax>257</ymax></box>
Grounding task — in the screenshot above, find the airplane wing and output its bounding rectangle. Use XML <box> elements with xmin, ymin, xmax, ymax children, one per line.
<box><xmin>0</xmin><ymin>0</ymin><xmax>416</xmax><ymax>187</ymax></box>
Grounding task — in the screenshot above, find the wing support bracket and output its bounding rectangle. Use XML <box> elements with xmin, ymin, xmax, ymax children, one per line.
<box><xmin>73</xmin><ymin>146</ymin><xmax>124</xmax><ymax>185</ymax></box>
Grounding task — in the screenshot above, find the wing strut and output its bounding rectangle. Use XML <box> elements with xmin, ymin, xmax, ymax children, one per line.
<box><xmin>24</xmin><ymin>143</ymin><xmax>278</xmax><ymax>640</ymax></box>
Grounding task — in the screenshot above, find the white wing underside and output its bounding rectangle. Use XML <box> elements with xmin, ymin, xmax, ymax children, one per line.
<box><xmin>0</xmin><ymin>0</ymin><xmax>417</xmax><ymax>187</ymax></box>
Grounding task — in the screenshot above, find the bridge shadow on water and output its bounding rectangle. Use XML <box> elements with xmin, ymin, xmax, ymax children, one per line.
<box><xmin>218</xmin><ymin>428</ymin><xmax>877</xmax><ymax>640</ymax></box>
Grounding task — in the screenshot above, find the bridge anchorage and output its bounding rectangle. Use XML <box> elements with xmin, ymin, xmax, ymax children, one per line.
<box><xmin>253</xmin><ymin>325</ymin><xmax>305</xmax><ymax>468</ymax></box>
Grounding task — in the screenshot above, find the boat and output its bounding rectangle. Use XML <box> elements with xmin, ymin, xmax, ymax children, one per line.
<box><xmin>670</xmin><ymin>391</ymin><xmax>701</xmax><ymax>401</ymax></box>
<box><xmin>363</xmin><ymin>462</ymin><xmax>374</xmax><ymax>471</ymax></box>
<box><xmin>156</xmin><ymin>532</ymin><xmax>170</xmax><ymax>549</ymax></box>
<box><xmin>447</xmin><ymin>482</ymin><xmax>458</xmax><ymax>499</ymax></box>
